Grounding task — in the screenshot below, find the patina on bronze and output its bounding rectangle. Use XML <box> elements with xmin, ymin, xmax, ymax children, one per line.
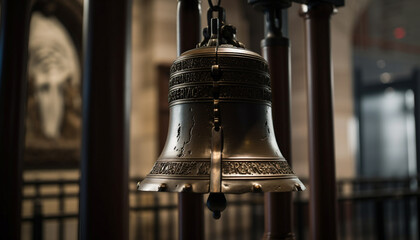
<box><xmin>137</xmin><ymin>3</ymin><xmax>305</xmax><ymax>219</ymax></box>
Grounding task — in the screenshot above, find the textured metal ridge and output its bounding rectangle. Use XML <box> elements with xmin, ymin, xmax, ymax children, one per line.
<box><xmin>148</xmin><ymin>159</ymin><xmax>294</xmax><ymax>176</ymax></box>
<box><xmin>168</xmin><ymin>45</ymin><xmax>271</xmax><ymax>104</ymax></box>
<box><xmin>138</xmin><ymin>44</ymin><xmax>306</xmax><ymax>195</ymax></box>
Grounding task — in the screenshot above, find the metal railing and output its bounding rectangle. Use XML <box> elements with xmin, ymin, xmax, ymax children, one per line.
<box><xmin>21</xmin><ymin>177</ymin><xmax>420</xmax><ymax>240</ymax></box>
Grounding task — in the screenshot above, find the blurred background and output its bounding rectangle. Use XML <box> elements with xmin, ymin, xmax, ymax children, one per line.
<box><xmin>21</xmin><ymin>0</ymin><xmax>420</xmax><ymax>239</ymax></box>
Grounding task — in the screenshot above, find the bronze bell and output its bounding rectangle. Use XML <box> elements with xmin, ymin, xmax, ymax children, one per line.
<box><xmin>138</xmin><ymin>8</ymin><xmax>305</xmax><ymax>218</ymax></box>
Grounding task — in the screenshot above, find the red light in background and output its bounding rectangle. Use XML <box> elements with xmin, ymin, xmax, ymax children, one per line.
<box><xmin>393</xmin><ymin>27</ymin><xmax>406</xmax><ymax>39</ymax></box>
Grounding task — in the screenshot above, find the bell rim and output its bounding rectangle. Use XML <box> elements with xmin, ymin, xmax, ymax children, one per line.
<box><xmin>176</xmin><ymin>45</ymin><xmax>265</xmax><ymax>62</ymax></box>
<box><xmin>137</xmin><ymin>176</ymin><xmax>306</xmax><ymax>194</ymax></box>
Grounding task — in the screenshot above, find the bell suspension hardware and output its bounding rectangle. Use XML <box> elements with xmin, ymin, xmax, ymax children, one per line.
<box><xmin>137</xmin><ymin>0</ymin><xmax>305</xmax><ymax>220</ymax></box>
<box><xmin>208</xmin><ymin>14</ymin><xmax>225</xmax><ymax>219</ymax></box>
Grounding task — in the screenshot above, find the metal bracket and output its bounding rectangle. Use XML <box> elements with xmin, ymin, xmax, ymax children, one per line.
<box><xmin>210</xmin><ymin>127</ymin><xmax>223</xmax><ymax>192</ymax></box>
<box><xmin>197</xmin><ymin>7</ymin><xmax>245</xmax><ymax>48</ymax></box>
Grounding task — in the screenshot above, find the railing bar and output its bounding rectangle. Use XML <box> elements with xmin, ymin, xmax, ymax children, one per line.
<box><xmin>23</xmin><ymin>193</ymin><xmax>79</xmax><ymax>200</ymax></box>
<box><xmin>134</xmin><ymin>191</ymin><xmax>142</xmax><ymax>240</ymax></box>
<box><xmin>235</xmin><ymin>195</ymin><xmax>243</xmax><ymax>240</ymax></box>
<box><xmin>23</xmin><ymin>176</ymin><xmax>419</xmax><ymax>185</ymax></box>
<box><xmin>22</xmin><ymin>215</ymin><xmax>79</xmax><ymax>221</ymax></box>
<box><xmin>393</xmin><ymin>198</ymin><xmax>399</xmax><ymax>239</ymax></box>
<box><xmin>33</xmin><ymin>200</ymin><xmax>43</xmax><ymax>240</ymax></box>
<box><xmin>131</xmin><ymin>206</ymin><xmax>178</xmax><ymax>211</ymax></box>
<box><xmin>418</xmin><ymin>179</ymin><xmax>420</xmax><ymax>240</ymax></box>
<box><xmin>355</xmin><ymin>183</ymin><xmax>361</xmax><ymax>240</ymax></box>
<box><xmin>21</xmin><ymin>177</ymin><xmax>420</xmax><ymax>240</ymax></box>
<box><xmin>344</xmin><ymin>201</ymin><xmax>350</xmax><ymax>240</ymax></box>
<box><xmin>23</xmin><ymin>180</ymin><xmax>80</xmax><ymax>185</ymax></box>
<box><xmin>153</xmin><ymin>194</ymin><xmax>160</xmax><ymax>240</ymax></box>
<box><xmin>168</xmin><ymin>194</ymin><xmax>175</xmax><ymax>240</ymax></box>
<box><xmin>58</xmin><ymin>182</ymin><xmax>64</xmax><ymax>240</ymax></box>
<box><xmin>295</xmin><ymin>192</ymin><xmax>304</xmax><ymax>240</ymax></box>
<box><xmin>350</xmin><ymin>200</ymin><xmax>356</xmax><ymax>240</ymax></box>
<box><xmin>361</xmin><ymin>201</ymin><xmax>367</xmax><ymax>240</ymax></box>
<box><xmin>404</xmin><ymin>197</ymin><xmax>411</xmax><ymax>240</ymax></box>
<box><xmin>375</xmin><ymin>200</ymin><xmax>385</xmax><ymax>240</ymax></box>
<box><xmin>251</xmin><ymin>195</ymin><xmax>258</xmax><ymax>240</ymax></box>
<box><xmin>339</xmin><ymin>199</ymin><xmax>345</xmax><ymax>240</ymax></box>
<box><xmin>221</xmin><ymin>200</ymin><xmax>229</xmax><ymax>240</ymax></box>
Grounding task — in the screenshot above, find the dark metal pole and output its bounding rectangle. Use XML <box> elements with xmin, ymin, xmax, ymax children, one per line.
<box><xmin>302</xmin><ymin>3</ymin><xmax>338</xmax><ymax>240</ymax></box>
<box><xmin>413</xmin><ymin>69</ymin><xmax>420</xmax><ymax>239</ymax></box>
<box><xmin>260</xmin><ymin>5</ymin><xmax>295</xmax><ymax>240</ymax></box>
<box><xmin>177</xmin><ymin>1</ymin><xmax>204</xmax><ymax>240</ymax></box>
<box><xmin>0</xmin><ymin>0</ymin><xmax>31</xmax><ymax>239</ymax></box>
<box><xmin>177</xmin><ymin>0</ymin><xmax>201</xmax><ymax>57</ymax></box>
<box><xmin>247</xmin><ymin>2</ymin><xmax>298</xmax><ymax>239</ymax></box>
<box><xmin>79</xmin><ymin>0</ymin><xmax>132</xmax><ymax>239</ymax></box>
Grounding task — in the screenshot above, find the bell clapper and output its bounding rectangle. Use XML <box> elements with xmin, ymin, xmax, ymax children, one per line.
<box><xmin>206</xmin><ymin>192</ymin><xmax>227</xmax><ymax>219</ymax></box>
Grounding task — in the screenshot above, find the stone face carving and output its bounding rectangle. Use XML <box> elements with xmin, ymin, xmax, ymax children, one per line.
<box><xmin>24</xmin><ymin>9</ymin><xmax>83</xmax><ymax>168</ymax></box>
<box><xmin>28</xmin><ymin>12</ymin><xmax>81</xmax><ymax>140</ymax></box>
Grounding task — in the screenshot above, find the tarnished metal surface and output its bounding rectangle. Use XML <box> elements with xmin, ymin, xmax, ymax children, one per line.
<box><xmin>210</xmin><ymin>127</ymin><xmax>222</xmax><ymax>192</ymax></box>
<box><xmin>138</xmin><ymin>45</ymin><xmax>305</xmax><ymax>193</ymax></box>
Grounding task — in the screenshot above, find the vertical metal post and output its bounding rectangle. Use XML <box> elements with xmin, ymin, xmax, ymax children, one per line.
<box><xmin>0</xmin><ymin>0</ymin><xmax>31</xmax><ymax>239</ymax></box>
<box><xmin>58</xmin><ymin>182</ymin><xmax>65</xmax><ymax>240</ymax></box>
<box><xmin>295</xmin><ymin>192</ymin><xmax>305</xmax><ymax>240</ymax></box>
<box><xmin>154</xmin><ymin>194</ymin><xmax>160</xmax><ymax>240</ymax></box>
<box><xmin>79</xmin><ymin>0</ymin><xmax>132</xmax><ymax>239</ymax></box>
<box><xmin>261</xmin><ymin>6</ymin><xmax>295</xmax><ymax>240</ymax></box>
<box><xmin>410</xmin><ymin>70</ymin><xmax>420</xmax><ymax>239</ymax></box>
<box><xmin>33</xmin><ymin>184</ymin><xmax>43</xmax><ymax>240</ymax></box>
<box><xmin>413</xmin><ymin>69</ymin><xmax>420</xmax><ymax>239</ymax></box>
<box><xmin>374</xmin><ymin>200</ymin><xmax>385</xmax><ymax>240</ymax></box>
<box><xmin>177</xmin><ymin>1</ymin><xmax>204</xmax><ymax>240</ymax></box>
<box><xmin>177</xmin><ymin>0</ymin><xmax>202</xmax><ymax>56</ymax></box>
<box><xmin>33</xmin><ymin>200</ymin><xmax>43</xmax><ymax>240</ymax></box>
<box><xmin>301</xmin><ymin>3</ymin><xmax>338</xmax><ymax>240</ymax></box>
<box><xmin>247</xmin><ymin>2</ymin><xmax>296</xmax><ymax>239</ymax></box>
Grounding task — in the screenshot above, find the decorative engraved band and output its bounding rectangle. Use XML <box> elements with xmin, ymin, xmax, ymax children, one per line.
<box><xmin>149</xmin><ymin>160</ymin><xmax>294</xmax><ymax>176</ymax></box>
<box><xmin>168</xmin><ymin>85</ymin><xmax>271</xmax><ymax>104</ymax></box>
<box><xmin>169</xmin><ymin>70</ymin><xmax>270</xmax><ymax>88</ymax></box>
<box><xmin>168</xmin><ymin>53</ymin><xmax>271</xmax><ymax>104</ymax></box>
<box><xmin>170</xmin><ymin>56</ymin><xmax>268</xmax><ymax>75</ymax></box>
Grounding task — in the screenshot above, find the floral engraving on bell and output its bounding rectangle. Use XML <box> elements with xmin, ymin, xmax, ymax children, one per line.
<box><xmin>169</xmin><ymin>71</ymin><xmax>211</xmax><ymax>87</ymax></box>
<box><xmin>148</xmin><ymin>160</ymin><xmax>293</xmax><ymax>176</ymax></box>
<box><xmin>170</xmin><ymin>57</ymin><xmax>215</xmax><ymax>73</ymax></box>
<box><xmin>169</xmin><ymin>70</ymin><xmax>270</xmax><ymax>88</ymax></box>
<box><xmin>150</xmin><ymin>161</ymin><xmax>210</xmax><ymax>176</ymax></box>
<box><xmin>222</xmin><ymin>161</ymin><xmax>294</xmax><ymax>175</ymax></box>
<box><xmin>170</xmin><ymin>56</ymin><xmax>268</xmax><ymax>74</ymax></box>
<box><xmin>168</xmin><ymin>85</ymin><xmax>213</xmax><ymax>103</ymax></box>
<box><xmin>168</xmin><ymin>85</ymin><xmax>271</xmax><ymax>103</ymax></box>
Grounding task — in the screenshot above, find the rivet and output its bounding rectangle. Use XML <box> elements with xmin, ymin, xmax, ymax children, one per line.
<box><xmin>182</xmin><ymin>184</ymin><xmax>192</xmax><ymax>192</ymax></box>
<box><xmin>294</xmin><ymin>183</ymin><xmax>302</xmax><ymax>191</ymax></box>
<box><xmin>252</xmin><ymin>183</ymin><xmax>262</xmax><ymax>192</ymax></box>
<box><xmin>158</xmin><ymin>183</ymin><xmax>167</xmax><ymax>192</ymax></box>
